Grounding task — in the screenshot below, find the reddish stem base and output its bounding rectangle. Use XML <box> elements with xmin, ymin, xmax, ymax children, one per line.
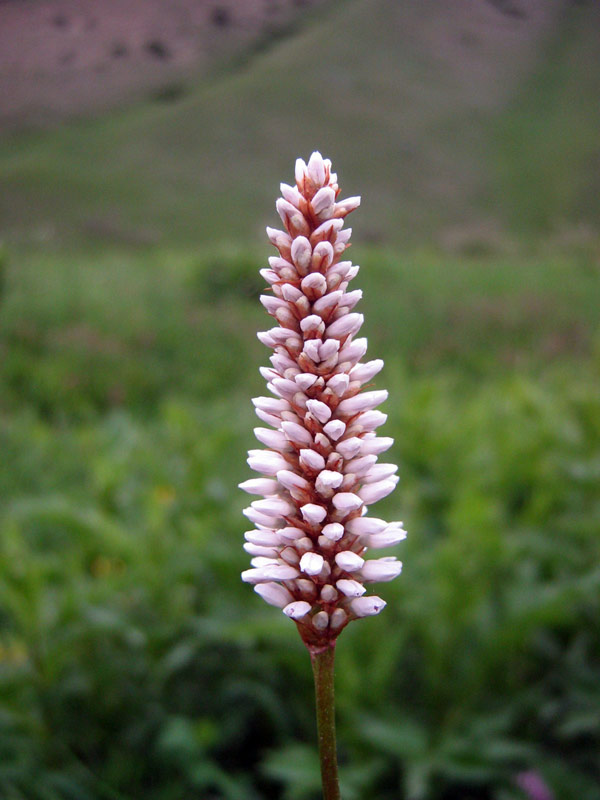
<box><xmin>309</xmin><ymin>642</ymin><xmax>341</xmax><ymax>800</ymax></box>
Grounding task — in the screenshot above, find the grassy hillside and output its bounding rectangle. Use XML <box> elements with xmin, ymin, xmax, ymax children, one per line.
<box><xmin>1</xmin><ymin>0</ymin><xmax>599</xmax><ymax>252</ymax></box>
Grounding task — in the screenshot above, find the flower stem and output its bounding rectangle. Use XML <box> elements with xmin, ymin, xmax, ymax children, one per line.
<box><xmin>310</xmin><ymin>642</ymin><xmax>341</xmax><ymax>800</ymax></box>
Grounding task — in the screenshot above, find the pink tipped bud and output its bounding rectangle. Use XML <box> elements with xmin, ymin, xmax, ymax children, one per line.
<box><xmin>312</xmin><ymin>186</ymin><xmax>336</xmax><ymax>216</ymax></box>
<box><xmin>266</xmin><ymin>226</ymin><xmax>292</xmax><ymax>251</ymax></box>
<box><xmin>277</xmin><ymin>198</ymin><xmax>310</xmax><ymax>236</ymax></box>
<box><xmin>278</xmin><ymin>526</ymin><xmax>305</xmax><ymax>540</ymax></box>
<box><xmin>326</xmin><ymin>313</ymin><xmax>364</xmax><ymax>339</ymax></box>
<box><xmin>251</xmin><ymin>498</ymin><xmax>293</xmax><ymax>518</ymax></box>
<box><xmin>321</xmin><ymin>522</ymin><xmax>345</xmax><ymax>541</ymax></box>
<box><xmin>295</xmin><ymin>373</ymin><xmax>318</xmax><ymax>392</ymax></box>
<box><xmin>300</xmin><ymin>315</ymin><xmax>326</xmax><ymax>336</ymax></box>
<box><xmin>276</xmin><ymin>470</ymin><xmax>310</xmax><ymax>492</ymax></box>
<box><xmin>327</xmin><ymin>374</ymin><xmax>350</xmax><ymax>396</ymax></box>
<box><xmin>360</xmin><ymin>436</ymin><xmax>394</xmax><ymax>455</ymax></box>
<box><xmin>358</xmin><ymin>476</ymin><xmax>399</xmax><ymax>505</ymax></box>
<box><xmin>362</xmin><ymin>463</ymin><xmax>398</xmax><ymax>484</ymax></box>
<box><xmin>334</xmin><ymin>196</ymin><xmax>361</xmax><ymax>217</ymax></box>
<box><xmin>337</xmin><ymin>390</ymin><xmax>388</xmax><ymax>416</ymax></box>
<box><xmin>239</xmin><ymin>478</ymin><xmax>278</xmax><ymax>496</ymax></box>
<box><xmin>344</xmin><ymin>454</ymin><xmax>377</xmax><ymax>476</ymax></box>
<box><xmin>244</xmin><ymin>543</ymin><xmax>278</xmax><ymax>558</ymax></box>
<box><xmin>244</xmin><ymin>530</ymin><xmax>281</xmax><ymax>546</ymax></box>
<box><xmin>253</xmin><ymin>427</ymin><xmax>289</xmax><ymax>451</ymax></box>
<box><xmin>291</xmin><ymin>235</ymin><xmax>312</xmax><ymax>271</ymax></box>
<box><xmin>337</xmin><ymin>336</ymin><xmax>368</xmax><ymax>365</ymax></box>
<box><xmin>323</xmin><ymin>420</ymin><xmax>346</xmax><ymax>441</ymax></box>
<box><xmin>332</xmin><ymin>492</ymin><xmax>363</xmax><ymax>514</ymax></box>
<box><xmin>307</xmin><ymin>151</ymin><xmax>326</xmax><ymax>186</ymax></box>
<box><xmin>306</xmin><ymin>399</ymin><xmax>332</xmax><ymax>424</ymax></box>
<box><xmin>299</xmin><ymin>449</ymin><xmax>326</xmax><ymax>472</ymax></box>
<box><xmin>301</xmin><ymin>272</ymin><xmax>327</xmax><ymax>297</ymax></box>
<box><xmin>336</xmin><ymin>579</ymin><xmax>366</xmax><ymax>597</ymax></box>
<box><xmin>336</xmin><ymin>437</ymin><xmax>363</xmax><ymax>459</ymax></box>
<box><xmin>283</xmin><ymin>601</ymin><xmax>312</xmax><ymax>619</ymax></box>
<box><xmin>369</xmin><ymin>524</ymin><xmax>407</xmax><ymax>548</ymax></box>
<box><xmin>300</xmin><ymin>552</ymin><xmax>325</xmax><ymax>575</ymax></box>
<box><xmin>346</xmin><ymin>516</ymin><xmax>387</xmax><ymax>536</ymax></box>
<box><xmin>241</xmin><ymin>564</ymin><xmax>300</xmax><ymax>584</ymax></box>
<box><xmin>311</xmin><ymin>241</ymin><xmax>335</xmax><ymax>271</ymax></box>
<box><xmin>349</xmin><ymin>359</ymin><xmax>384</xmax><ymax>384</ymax></box>
<box><xmin>313</xmin><ymin>290</ymin><xmax>343</xmax><ymax>317</ymax></box>
<box><xmin>280</xmin><ymin>182</ymin><xmax>302</xmax><ymax>206</ymax></box>
<box><xmin>361</xmin><ymin>558</ymin><xmax>403</xmax><ymax>582</ymax></box>
<box><xmin>300</xmin><ymin>503</ymin><xmax>327</xmax><ymax>525</ymax></box>
<box><xmin>255</xmin><ymin>582</ymin><xmax>294</xmax><ymax>608</ymax></box>
<box><xmin>303</xmin><ymin>339</ymin><xmax>321</xmax><ymax>362</ymax></box>
<box><xmin>247</xmin><ymin>450</ymin><xmax>288</xmax><ymax>475</ymax></box>
<box><xmin>319</xmin><ymin>339</ymin><xmax>340</xmax><ymax>361</ymax></box>
<box><xmin>295</xmin><ymin>157</ymin><xmax>308</xmax><ymax>187</ymax></box>
<box><xmin>281</xmin><ymin>421</ymin><xmax>313</xmax><ymax>447</ymax></box>
<box><xmin>350</xmin><ymin>596</ymin><xmax>387</xmax><ymax>617</ymax></box>
<box><xmin>356</xmin><ymin>410</ymin><xmax>388</xmax><ymax>431</ymax></box>
<box><xmin>335</xmin><ymin>551</ymin><xmax>365</xmax><ymax>572</ymax></box>
<box><xmin>315</xmin><ymin>470</ymin><xmax>344</xmax><ymax>496</ymax></box>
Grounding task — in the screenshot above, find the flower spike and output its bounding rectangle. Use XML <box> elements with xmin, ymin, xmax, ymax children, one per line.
<box><xmin>241</xmin><ymin>152</ymin><xmax>405</xmax><ymax>649</ymax></box>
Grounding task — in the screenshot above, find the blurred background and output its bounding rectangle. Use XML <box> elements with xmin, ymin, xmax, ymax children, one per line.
<box><xmin>0</xmin><ymin>1</ymin><xmax>599</xmax><ymax>798</ymax></box>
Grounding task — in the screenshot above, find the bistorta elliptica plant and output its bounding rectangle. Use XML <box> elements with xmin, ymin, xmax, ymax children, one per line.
<box><xmin>240</xmin><ymin>152</ymin><xmax>405</xmax><ymax>798</ymax></box>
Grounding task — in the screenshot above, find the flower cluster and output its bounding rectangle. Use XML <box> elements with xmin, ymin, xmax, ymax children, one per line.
<box><xmin>241</xmin><ymin>152</ymin><xmax>405</xmax><ymax>647</ymax></box>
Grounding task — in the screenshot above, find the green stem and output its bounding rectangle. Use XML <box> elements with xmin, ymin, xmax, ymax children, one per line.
<box><xmin>310</xmin><ymin>642</ymin><xmax>341</xmax><ymax>800</ymax></box>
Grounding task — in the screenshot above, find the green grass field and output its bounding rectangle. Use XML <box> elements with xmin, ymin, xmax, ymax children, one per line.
<box><xmin>0</xmin><ymin>1</ymin><xmax>599</xmax><ymax>798</ymax></box>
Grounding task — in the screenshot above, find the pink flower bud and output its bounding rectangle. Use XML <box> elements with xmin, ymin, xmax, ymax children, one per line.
<box><xmin>360</xmin><ymin>558</ymin><xmax>403</xmax><ymax>582</ymax></box>
<box><xmin>255</xmin><ymin>582</ymin><xmax>294</xmax><ymax>608</ymax></box>
<box><xmin>335</xmin><ymin>551</ymin><xmax>365</xmax><ymax>572</ymax></box>
<box><xmin>350</xmin><ymin>596</ymin><xmax>387</xmax><ymax>617</ymax></box>
<box><xmin>283</xmin><ymin>601</ymin><xmax>312</xmax><ymax>619</ymax></box>
<box><xmin>300</xmin><ymin>552</ymin><xmax>325</xmax><ymax>575</ymax></box>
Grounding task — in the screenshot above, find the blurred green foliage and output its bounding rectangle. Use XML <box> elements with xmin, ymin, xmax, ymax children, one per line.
<box><xmin>0</xmin><ymin>239</ymin><xmax>599</xmax><ymax>799</ymax></box>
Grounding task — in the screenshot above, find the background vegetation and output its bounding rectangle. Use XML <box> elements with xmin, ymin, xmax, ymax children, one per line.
<box><xmin>0</xmin><ymin>1</ymin><xmax>599</xmax><ymax>798</ymax></box>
